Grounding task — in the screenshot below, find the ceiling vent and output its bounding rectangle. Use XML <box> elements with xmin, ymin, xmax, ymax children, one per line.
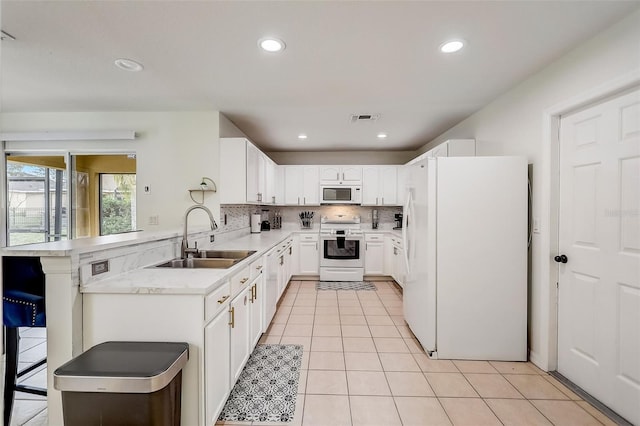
<box><xmin>350</xmin><ymin>114</ymin><xmax>380</xmax><ymax>123</ymax></box>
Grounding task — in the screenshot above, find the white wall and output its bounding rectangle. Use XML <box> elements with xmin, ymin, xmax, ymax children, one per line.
<box><xmin>418</xmin><ymin>11</ymin><xmax>640</xmax><ymax>370</ymax></box>
<box><xmin>1</xmin><ymin>111</ymin><xmax>221</xmax><ymax>232</ymax></box>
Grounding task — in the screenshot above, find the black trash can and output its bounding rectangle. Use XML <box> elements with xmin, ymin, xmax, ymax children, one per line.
<box><xmin>54</xmin><ymin>341</ymin><xmax>189</xmax><ymax>426</ymax></box>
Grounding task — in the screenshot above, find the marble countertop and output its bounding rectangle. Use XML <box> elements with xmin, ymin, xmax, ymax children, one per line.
<box><xmin>0</xmin><ymin>229</ymin><xmax>184</xmax><ymax>257</ymax></box>
<box><xmin>21</xmin><ymin>225</ymin><xmax>401</xmax><ymax>297</ymax></box>
<box><xmin>80</xmin><ymin>229</ymin><xmax>310</xmax><ymax>296</ymax></box>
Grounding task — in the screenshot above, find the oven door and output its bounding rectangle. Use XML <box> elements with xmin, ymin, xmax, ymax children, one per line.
<box><xmin>320</xmin><ymin>235</ymin><xmax>364</xmax><ymax>268</ymax></box>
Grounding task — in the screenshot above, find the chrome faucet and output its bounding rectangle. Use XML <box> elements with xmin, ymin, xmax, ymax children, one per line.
<box><xmin>182</xmin><ymin>205</ymin><xmax>218</xmax><ymax>259</ymax></box>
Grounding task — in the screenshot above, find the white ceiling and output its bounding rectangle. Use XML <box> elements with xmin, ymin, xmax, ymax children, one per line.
<box><xmin>1</xmin><ymin>1</ymin><xmax>637</xmax><ymax>152</ymax></box>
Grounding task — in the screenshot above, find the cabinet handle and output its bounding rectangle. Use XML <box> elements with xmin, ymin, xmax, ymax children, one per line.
<box><xmin>342</xmin><ymin>172</ymin><xmax>345</xmax><ymax>181</ymax></box>
<box><xmin>366</xmin><ymin>243</ymin><xmax>368</xmax><ymax>250</ymax></box>
<box><xmin>257</xmin><ymin>193</ymin><xmax>262</xmax><ymax>202</ymax></box>
<box><xmin>280</xmin><ymin>256</ymin><xmax>284</xmax><ymax>265</ymax></box>
<box><xmin>336</xmin><ymin>172</ymin><xmax>339</xmax><ymax>180</ymax></box>
<box><xmin>289</xmin><ymin>247</ymin><xmax>292</xmax><ymax>255</ymax></box>
<box><xmin>229</xmin><ymin>306</ymin><xmax>235</xmax><ymax>328</ymax></box>
<box><xmin>315</xmin><ymin>242</ymin><xmax>318</xmax><ymax>250</ymax></box>
<box><xmin>297</xmin><ymin>197</ymin><xmax>300</xmax><ymax>205</ymax></box>
<box><xmin>303</xmin><ymin>197</ymin><xmax>306</xmax><ymax>204</ymax></box>
<box><xmin>376</xmin><ymin>197</ymin><xmax>378</xmax><ymax>205</ymax></box>
<box><xmin>256</xmin><ymin>265</ymin><xmax>263</xmax><ymax>270</ymax></box>
<box><xmin>253</xmin><ymin>284</ymin><xmax>257</xmax><ymax>301</ymax></box>
<box><xmin>381</xmin><ymin>197</ymin><xmax>384</xmax><ymax>205</ymax></box>
<box><xmin>217</xmin><ymin>295</ymin><xmax>230</xmax><ymax>304</ymax></box>
<box><xmin>240</xmin><ymin>277</ymin><xmax>249</xmax><ymax>284</ymax></box>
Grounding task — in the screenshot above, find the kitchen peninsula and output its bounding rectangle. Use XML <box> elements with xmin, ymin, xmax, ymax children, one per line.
<box><xmin>1</xmin><ymin>226</ymin><xmax>318</xmax><ymax>425</ymax></box>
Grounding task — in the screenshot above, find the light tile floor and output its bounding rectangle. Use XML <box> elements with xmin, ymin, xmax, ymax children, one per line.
<box><xmin>218</xmin><ymin>280</ymin><xmax>618</xmax><ymax>426</ymax></box>
<box><xmin>7</xmin><ymin>327</ymin><xmax>48</xmax><ymax>426</ymax></box>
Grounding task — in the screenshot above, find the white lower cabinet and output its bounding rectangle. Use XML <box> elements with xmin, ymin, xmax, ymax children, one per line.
<box><xmin>205</xmin><ymin>306</ymin><xmax>231</xmax><ymax>425</ymax></box>
<box><xmin>249</xmin><ymin>274</ymin><xmax>263</xmax><ymax>348</ymax></box>
<box><xmin>230</xmin><ymin>285</ymin><xmax>252</xmax><ymax>383</ymax></box>
<box><xmin>385</xmin><ymin>235</ymin><xmax>405</xmax><ymax>286</ymax></box>
<box><xmin>364</xmin><ymin>234</ymin><xmax>384</xmax><ymax>275</ymax></box>
<box><xmin>297</xmin><ymin>233</ymin><xmax>319</xmax><ymax>275</ymax></box>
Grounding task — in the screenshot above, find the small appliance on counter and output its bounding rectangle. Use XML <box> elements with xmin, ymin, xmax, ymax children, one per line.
<box><xmin>372</xmin><ymin>209</ymin><xmax>379</xmax><ymax>229</ymax></box>
<box><xmin>250</xmin><ymin>213</ymin><xmax>261</xmax><ymax>233</ymax></box>
<box><xmin>260</xmin><ymin>209</ymin><xmax>271</xmax><ymax>231</ymax></box>
<box><xmin>394</xmin><ymin>213</ymin><xmax>403</xmax><ymax>229</ymax></box>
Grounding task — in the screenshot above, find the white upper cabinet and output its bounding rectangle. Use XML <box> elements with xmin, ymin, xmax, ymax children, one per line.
<box><xmin>362</xmin><ymin>165</ymin><xmax>398</xmax><ymax>206</ymax></box>
<box><xmin>319</xmin><ymin>165</ymin><xmax>362</xmax><ymax>185</ymax></box>
<box><xmin>220</xmin><ymin>137</ymin><xmax>277</xmax><ymax>205</ymax></box>
<box><xmin>427</xmin><ymin>139</ymin><xmax>476</xmax><ymax>158</ymax></box>
<box><xmin>284</xmin><ymin>166</ymin><xmax>319</xmax><ymax>205</ymax></box>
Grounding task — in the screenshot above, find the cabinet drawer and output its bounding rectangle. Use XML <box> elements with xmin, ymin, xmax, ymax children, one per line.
<box><xmin>365</xmin><ymin>234</ymin><xmax>384</xmax><ymax>242</ymax></box>
<box><xmin>299</xmin><ymin>233</ymin><xmax>319</xmax><ymax>242</ymax></box>
<box><xmin>250</xmin><ymin>257</ymin><xmax>264</xmax><ymax>281</ymax></box>
<box><xmin>230</xmin><ymin>265</ymin><xmax>251</xmax><ymax>297</ymax></box>
<box><xmin>391</xmin><ymin>237</ymin><xmax>403</xmax><ymax>249</ymax></box>
<box><xmin>205</xmin><ymin>281</ymin><xmax>231</xmax><ymax>323</ymax></box>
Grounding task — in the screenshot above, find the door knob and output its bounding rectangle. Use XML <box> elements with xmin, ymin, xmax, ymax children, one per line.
<box><xmin>554</xmin><ymin>254</ymin><xmax>568</xmax><ymax>264</ymax></box>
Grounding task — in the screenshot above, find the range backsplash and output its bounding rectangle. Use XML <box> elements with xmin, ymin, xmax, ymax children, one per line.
<box><xmin>219</xmin><ymin>204</ymin><xmax>402</xmax><ymax>233</ymax></box>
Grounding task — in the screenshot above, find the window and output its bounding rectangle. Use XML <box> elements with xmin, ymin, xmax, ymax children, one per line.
<box><xmin>6</xmin><ymin>156</ymin><xmax>68</xmax><ymax>246</ymax></box>
<box><xmin>99</xmin><ymin>174</ymin><xmax>137</xmax><ymax>236</ymax></box>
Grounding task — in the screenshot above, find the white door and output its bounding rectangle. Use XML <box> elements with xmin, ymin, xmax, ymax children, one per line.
<box><xmin>557</xmin><ymin>88</ymin><xmax>640</xmax><ymax>425</ymax></box>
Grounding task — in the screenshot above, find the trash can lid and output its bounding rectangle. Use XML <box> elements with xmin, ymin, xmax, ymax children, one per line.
<box><xmin>54</xmin><ymin>341</ymin><xmax>189</xmax><ymax>393</ymax></box>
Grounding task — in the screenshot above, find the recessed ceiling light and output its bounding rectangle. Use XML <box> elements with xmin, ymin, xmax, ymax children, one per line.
<box><xmin>377</xmin><ymin>133</ymin><xmax>388</xmax><ymax>139</ymax></box>
<box><xmin>298</xmin><ymin>134</ymin><xmax>308</xmax><ymax>140</ymax></box>
<box><xmin>440</xmin><ymin>39</ymin><xmax>465</xmax><ymax>53</ymax></box>
<box><xmin>258</xmin><ymin>37</ymin><xmax>286</xmax><ymax>53</ymax></box>
<box><xmin>114</xmin><ymin>58</ymin><xmax>144</xmax><ymax>72</ymax></box>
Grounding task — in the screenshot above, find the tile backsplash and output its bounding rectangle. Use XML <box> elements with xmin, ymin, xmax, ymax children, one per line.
<box><xmin>219</xmin><ymin>204</ymin><xmax>402</xmax><ymax>232</ymax></box>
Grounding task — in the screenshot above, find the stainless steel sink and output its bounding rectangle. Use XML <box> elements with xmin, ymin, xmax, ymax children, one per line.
<box><xmin>198</xmin><ymin>250</ymin><xmax>256</xmax><ymax>260</ymax></box>
<box><xmin>155</xmin><ymin>258</ymin><xmax>238</xmax><ymax>269</ymax></box>
<box><xmin>153</xmin><ymin>250</ymin><xmax>256</xmax><ymax>269</ymax></box>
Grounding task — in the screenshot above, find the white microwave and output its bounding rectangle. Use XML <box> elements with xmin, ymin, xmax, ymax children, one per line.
<box><xmin>320</xmin><ymin>185</ymin><xmax>362</xmax><ymax>204</ymax></box>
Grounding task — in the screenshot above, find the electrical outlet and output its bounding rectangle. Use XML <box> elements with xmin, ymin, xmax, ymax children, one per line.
<box><xmin>148</xmin><ymin>215</ymin><xmax>159</xmax><ymax>225</ymax></box>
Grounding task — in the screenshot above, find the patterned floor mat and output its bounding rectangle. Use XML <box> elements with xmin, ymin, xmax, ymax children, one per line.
<box><xmin>317</xmin><ymin>281</ymin><xmax>377</xmax><ymax>291</ymax></box>
<box><xmin>218</xmin><ymin>344</ymin><xmax>303</xmax><ymax>423</ymax></box>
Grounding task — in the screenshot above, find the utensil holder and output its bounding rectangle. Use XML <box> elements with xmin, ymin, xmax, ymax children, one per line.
<box><xmin>299</xmin><ymin>218</ymin><xmax>314</xmax><ymax>229</ymax></box>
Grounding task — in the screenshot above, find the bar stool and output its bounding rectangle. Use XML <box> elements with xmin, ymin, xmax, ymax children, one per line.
<box><xmin>3</xmin><ymin>257</ymin><xmax>47</xmax><ymax>426</ymax></box>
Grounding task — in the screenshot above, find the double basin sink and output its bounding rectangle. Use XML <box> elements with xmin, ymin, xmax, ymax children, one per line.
<box><xmin>154</xmin><ymin>250</ymin><xmax>257</xmax><ymax>269</ymax></box>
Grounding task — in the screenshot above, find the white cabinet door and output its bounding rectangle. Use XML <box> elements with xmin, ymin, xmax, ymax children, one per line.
<box><xmin>273</xmin><ymin>165</ymin><xmax>285</xmax><ymax>205</ymax></box>
<box><xmin>361</xmin><ymin>166</ymin><xmax>380</xmax><ymax>205</ymax></box>
<box><xmin>384</xmin><ymin>236</ymin><xmax>394</xmax><ymax>276</ymax></box>
<box><xmin>284</xmin><ymin>166</ymin><xmax>304</xmax><ymax>205</ymax></box>
<box><xmin>264</xmin><ymin>248</ymin><xmax>279</xmax><ymax>330</ymax></box>
<box><xmin>205</xmin><ymin>309</ymin><xmax>231</xmax><ymax>425</ymax></box>
<box><xmin>219</xmin><ymin>138</ymin><xmax>248</xmax><ymax>204</ymax></box>
<box><xmin>264</xmin><ymin>158</ymin><xmax>275</xmax><ymax>204</ymax></box>
<box><xmin>319</xmin><ymin>166</ymin><xmax>341</xmax><ymax>183</ymax></box>
<box><xmin>341</xmin><ymin>166</ymin><xmax>362</xmax><ymax>183</ymax></box>
<box><xmin>298</xmin><ymin>235</ymin><xmax>319</xmax><ymax>275</ymax></box>
<box><xmin>302</xmin><ymin>166</ymin><xmax>319</xmax><ymax>205</ymax></box>
<box><xmin>364</xmin><ymin>240</ymin><xmax>384</xmax><ymax>275</ymax></box>
<box><xmin>246</xmin><ymin>142</ymin><xmax>261</xmax><ymax>203</ymax></box>
<box><xmin>230</xmin><ymin>285</ymin><xmax>251</xmax><ymax>383</ymax></box>
<box><xmin>396</xmin><ymin>166</ymin><xmax>408</xmax><ymax>208</ymax></box>
<box><xmin>249</xmin><ymin>276</ymin><xmax>263</xmax><ymax>348</ymax></box>
<box><xmin>379</xmin><ymin>166</ymin><xmax>397</xmax><ymax>205</ymax></box>
<box><xmin>319</xmin><ymin>165</ymin><xmax>361</xmax><ymax>184</ymax></box>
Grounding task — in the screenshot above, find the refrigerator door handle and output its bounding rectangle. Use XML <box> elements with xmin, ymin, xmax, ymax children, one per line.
<box><xmin>402</xmin><ymin>191</ymin><xmax>412</xmax><ymax>276</ymax></box>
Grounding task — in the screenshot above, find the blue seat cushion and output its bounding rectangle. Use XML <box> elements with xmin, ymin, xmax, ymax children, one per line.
<box><xmin>3</xmin><ymin>289</ymin><xmax>46</xmax><ymax>328</ymax></box>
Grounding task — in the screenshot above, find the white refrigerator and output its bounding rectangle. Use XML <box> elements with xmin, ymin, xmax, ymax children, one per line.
<box><xmin>402</xmin><ymin>156</ymin><xmax>528</xmax><ymax>361</ymax></box>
